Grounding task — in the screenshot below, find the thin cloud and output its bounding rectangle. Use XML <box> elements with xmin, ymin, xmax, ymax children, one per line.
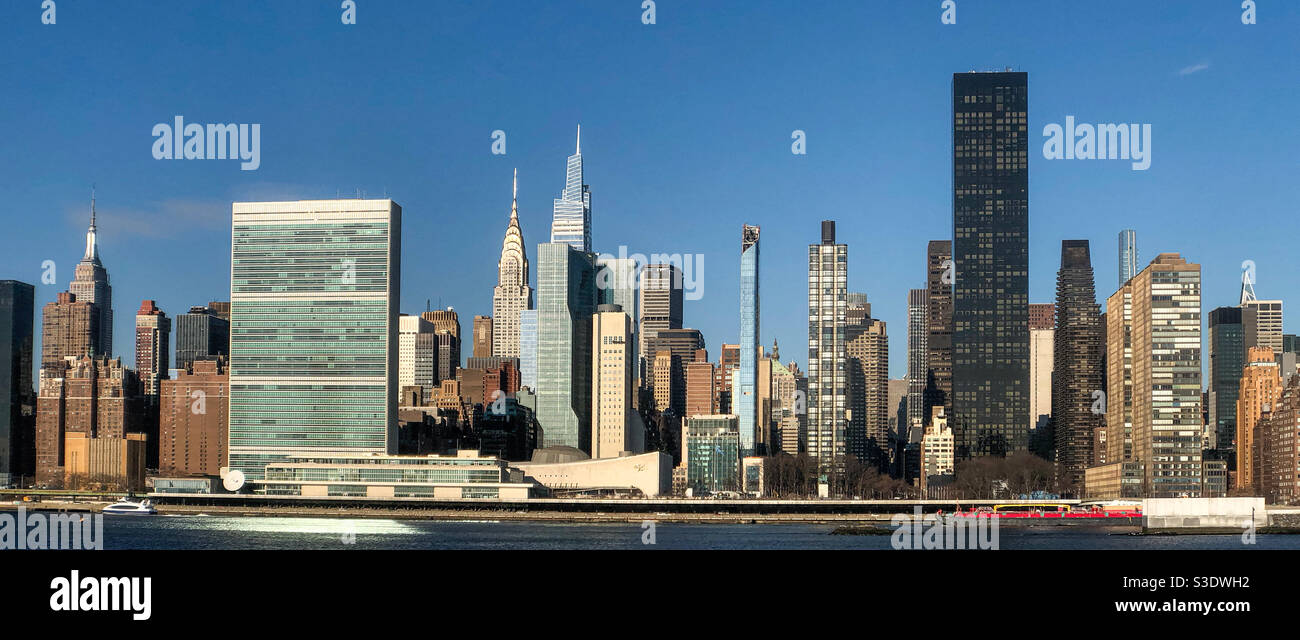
<box><xmin>1178</xmin><ymin>62</ymin><xmax>1210</xmax><ymax>76</ymax></box>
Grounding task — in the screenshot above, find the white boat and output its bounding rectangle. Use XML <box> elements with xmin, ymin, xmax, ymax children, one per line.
<box><xmin>102</xmin><ymin>499</ymin><xmax>157</xmax><ymax>515</ymax></box>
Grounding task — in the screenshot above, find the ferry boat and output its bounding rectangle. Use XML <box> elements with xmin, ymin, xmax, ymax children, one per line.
<box><xmin>102</xmin><ymin>499</ymin><xmax>157</xmax><ymax>515</ymax></box>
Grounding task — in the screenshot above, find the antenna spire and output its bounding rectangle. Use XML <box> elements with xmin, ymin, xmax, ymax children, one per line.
<box><xmin>90</xmin><ymin>185</ymin><xmax>96</xmax><ymax>229</ymax></box>
<box><xmin>511</xmin><ymin>168</ymin><xmax>518</xmax><ymax>219</ymax></box>
<box><xmin>576</xmin><ymin>124</ymin><xmax>581</xmax><ymax>154</ymax></box>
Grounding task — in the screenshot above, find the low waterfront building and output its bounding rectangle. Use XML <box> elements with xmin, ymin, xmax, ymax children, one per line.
<box><xmin>513</xmin><ymin>448</ymin><xmax>672</xmax><ymax>497</ymax></box>
<box><xmin>258</xmin><ymin>450</ymin><xmax>535</xmax><ymax>499</ymax></box>
<box><xmin>1084</xmin><ymin>461</ymin><xmax>1145</xmax><ymax>500</ymax></box>
<box><xmin>684</xmin><ymin>414</ymin><xmax>741</xmax><ymax>494</ymax></box>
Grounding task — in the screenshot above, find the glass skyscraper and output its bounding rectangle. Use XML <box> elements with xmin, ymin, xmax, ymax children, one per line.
<box><xmin>228</xmin><ymin>200</ymin><xmax>400</xmax><ymax>482</ymax></box>
<box><xmin>550</xmin><ymin>127</ymin><xmax>591</xmax><ymax>252</ymax></box>
<box><xmin>738</xmin><ymin>225</ymin><xmax>760</xmax><ymax>455</ymax></box>
<box><xmin>951</xmin><ymin>71</ymin><xmax>1029</xmax><ymax>459</ymax></box>
<box><xmin>0</xmin><ymin>280</ymin><xmax>35</xmax><ymax>486</ymax></box>
<box><xmin>518</xmin><ymin>309</ymin><xmax>538</xmax><ymax>391</ymax></box>
<box><xmin>1118</xmin><ymin>229</ymin><xmax>1138</xmax><ymax>288</ymax></box>
<box><xmin>535</xmin><ymin>242</ymin><xmax>597</xmax><ymax>451</ymax></box>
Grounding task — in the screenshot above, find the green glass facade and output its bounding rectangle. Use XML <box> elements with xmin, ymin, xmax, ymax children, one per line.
<box><xmin>229</xmin><ymin>200</ymin><xmax>400</xmax><ymax>481</ymax></box>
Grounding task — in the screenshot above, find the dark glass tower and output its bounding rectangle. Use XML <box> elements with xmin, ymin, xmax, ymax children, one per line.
<box><xmin>175</xmin><ymin>306</ymin><xmax>231</xmax><ymax>372</ymax></box>
<box><xmin>924</xmin><ymin>240</ymin><xmax>952</xmax><ymax>427</ymax></box>
<box><xmin>1208</xmin><ymin>306</ymin><xmax>1245</xmax><ymax>461</ymax></box>
<box><xmin>1052</xmin><ymin>241</ymin><xmax>1103</xmax><ymax>492</ymax></box>
<box><xmin>0</xmin><ymin>281</ymin><xmax>35</xmax><ymax>485</ymax></box>
<box><xmin>951</xmin><ymin>71</ymin><xmax>1029</xmax><ymax>458</ymax></box>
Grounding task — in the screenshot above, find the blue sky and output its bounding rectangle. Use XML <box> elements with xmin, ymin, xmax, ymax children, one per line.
<box><xmin>1</xmin><ymin>0</ymin><xmax>1297</xmax><ymax>379</ymax></box>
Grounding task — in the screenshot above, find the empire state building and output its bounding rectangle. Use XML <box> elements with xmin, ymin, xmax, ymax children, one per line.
<box><xmin>69</xmin><ymin>191</ymin><xmax>113</xmax><ymax>356</ymax></box>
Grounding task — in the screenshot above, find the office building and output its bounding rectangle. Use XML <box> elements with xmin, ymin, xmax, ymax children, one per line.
<box><xmin>596</xmin><ymin>256</ymin><xmax>639</xmax><ymax>382</ymax></box>
<box><xmin>1243</xmin><ymin>300</ymin><xmax>1284</xmax><ymax>355</ymax></box>
<box><xmin>1108</xmin><ymin>253</ymin><xmax>1202</xmax><ymax>497</ymax></box>
<box><xmin>715</xmin><ymin>343</ymin><xmax>739</xmax><ymax>414</ymax></box>
<box><xmin>1053</xmin><ymin>241</ymin><xmax>1103</xmax><ymax>492</ymax></box>
<box><xmin>35</xmin><ymin>356</ymin><xmax>143</xmax><ymax>488</ymax></box>
<box><xmin>1118</xmin><ymin>229</ymin><xmax>1138</xmax><ymax>287</ymax></box>
<box><xmin>645</xmin><ymin>328</ymin><xmax>705</xmax><ymax>417</ymax></box>
<box><xmin>924</xmin><ymin>240</ymin><xmax>953</xmax><ymax>427</ymax></box>
<box><xmin>807</xmin><ymin>220</ymin><xmax>848</xmax><ymax>471</ymax></box>
<box><xmin>639</xmin><ymin>263</ymin><xmax>683</xmax><ymax>371</ymax></box>
<box><xmin>738</xmin><ymin>224</ymin><xmax>760</xmax><ymax>455</ymax></box>
<box><xmin>685</xmin><ymin>358</ymin><xmax>716</xmax><ymax>417</ymax></box>
<box><xmin>228</xmin><ymin>200</ymin><xmax>401</xmax><ymax>481</ymax></box>
<box><xmin>174</xmin><ymin>306</ymin><xmax>230</xmax><ymax>371</ymax></box>
<box><xmin>0</xmin><ymin>281</ymin><xmax>35</xmax><ymax>485</ymax></box>
<box><xmin>40</xmin><ymin>292</ymin><xmax>100</xmax><ymax>372</ymax></box>
<box><xmin>492</xmin><ymin>169</ymin><xmax>533</xmax><ymax>358</ymax></box>
<box><xmin>845</xmin><ymin>309</ymin><xmax>888</xmax><ymax>468</ymax></box>
<box><xmin>1029</xmin><ymin>303</ymin><xmax>1054</xmax><ymax>439</ymax></box>
<box><xmin>398</xmin><ymin>315</ymin><xmax>437</xmax><ymax>398</ymax></box>
<box><xmin>1261</xmin><ymin>376</ymin><xmax>1300</xmax><ymax>504</ymax></box>
<box><xmin>535</xmin><ymin>242</ymin><xmax>597</xmax><ymax>451</ymax></box>
<box><xmin>261</xmin><ymin>450</ymin><xmax>535</xmax><ymax>499</ymax></box>
<box><xmin>550</xmin><ymin>126</ymin><xmax>591</xmax><ymax>252</ymax></box>
<box><xmin>906</xmin><ymin>288</ymin><xmax>928</xmax><ymax>432</ymax></box>
<box><xmin>519</xmin><ymin>309</ymin><xmax>538</xmax><ymax>390</ymax></box>
<box><xmin>472</xmin><ymin>315</ymin><xmax>493</xmax><ymax>359</ymax></box>
<box><xmin>1208</xmin><ymin>306</ymin><xmax>1245</xmax><ymax>457</ymax></box>
<box><xmin>159</xmin><ymin>358</ymin><xmax>228</xmax><ymax>476</ymax></box>
<box><xmin>951</xmin><ymin>71</ymin><xmax>1030</xmax><ymax>459</ymax></box>
<box><xmin>69</xmin><ymin>193</ymin><xmax>113</xmax><ymax>357</ymax></box>
<box><xmin>591</xmin><ymin>304</ymin><xmax>644</xmax><ymax>458</ymax></box>
<box><xmin>684</xmin><ymin>414</ymin><xmax>741</xmax><ymax>494</ymax></box>
<box><xmin>134</xmin><ymin>300</ymin><xmax>170</xmax><ymax>402</ymax></box>
<box><xmin>1237</xmin><ymin>347</ymin><xmax>1281</xmax><ymax>493</ymax></box>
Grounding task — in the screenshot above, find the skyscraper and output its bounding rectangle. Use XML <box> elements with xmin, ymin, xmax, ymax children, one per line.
<box><xmin>1208</xmin><ymin>306</ymin><xmax>1245</xmax><ymax>456</ymax></box>
<box><xmin>472</xmin><ymin>315</ymin><xmax>493</xmax><ymax>358</ymax></box>
<box><xmin>159</xmin><ymin>358</ymin><xmax>228</xmax><ymax>476</ymax></box>
<box><xmin>228</xmin><ymin>200</ymin><xmax>400</xmax><ymax>481</ymax></box>
<box><xmin>1029</xmin><ymin>303</ymin><xmax>1050</xmax><ymax>442</ymax></box>
<box><xmin>519</xmin><ymin>309</ymin><xmax>538</xmax><ymax>390</ymax></box>
<box><xmin>493</xmin><ymin>169</ymin><xmax>532</xmax><ymax>358</ymax></box>
<box><xmin>906</xmin><ymin>288</ymin><xmax>928</xmax><ymax>431</ymax></box>
<box><xmin>535</xmin><ymin>242</ymin><xmax>597</xmax><ymax>451</ymax></box>
<box><xmin>1052</xmin><ymin>241</ymin><xmax>1103</xmax><ymax>492</ymax></box>
<box><xmin>924</xmin><ymin>240</ymin><xmax>953</xmax><ymax>428</ymax></box>
<box><xmin>845</xmin><ymin>308</ymin><xmax>888</xmax><ymax>469</ymax></box>
<box><xmin>70</xmin><ymin>192</ymin><xmax>113</xmax><ymax>357</ymax></box>
<box><xmin>0</xmin><ymin>281</ymin><xmax>35</xmax><ymax>486</ymax></box>
<box><xmin>174</xmin><ymin>306</ymin><xmax>230</xmax><ymax>372</ymax></box>
<box><xmin>1118</xmin><ymin>229</ymin><xmax>1138</xmax><ymax>287</ymax></box>
<box><xmin>596</xmin><ymin>256</ymin><xmax>639</xmax><ymax>379</ymax></box>
<box><xmin>951</xmin><ymin>71</ymin><xmax>1030</xmax><ymax>458</ymax></box>
<box><xmin>397</xmin><ymin>315</ymin><xmax>437</xmax><ymax>396</ymax></box>
<box><xmin>1112</xmin><ymin>253</ymin><xmax>1202</xmax><ymax>497</ymax></box>
<box><xmin>134</xmin><ymin>300</ymin><xmax>170</xmax><ymax>402</ymax></box>
<box><xmin>639</xmin><ymin>263</ymin><xmax>683</xmax><ymax>371</ymax></box>
<box><xmin>41</xmin><ymin>292</ymin><xmax>100</xmax><ymax>372</ymax></box>
<box><xmin>808</xmin><ymin>220</ymin><xmax>848</xmax><ymax>472</ymax></box>
<box><xmin>550</xmin><ymin>126</ymin><xmax>591</xmax><ymax>252</ymax></box>
<box><xmin>36</xmin><ymin>356</ymin><xmax>144</xmax><ymax>488</ymax></box>
<box><xmin>591</xmin><ymin>304</ymin><xmax>644</xmax><ymax>458</ymax></box>
<box><xmin>738</xmin><ymin>224</ymin><xmax>760</xmax><ymax>455</ymax></box>
<box><xmin>1237</xmin><ymin>347</ymin><xmax>1280</xmax><ymax>493</ymax></box>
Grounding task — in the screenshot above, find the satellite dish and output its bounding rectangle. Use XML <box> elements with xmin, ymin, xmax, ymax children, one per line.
<box><xmin>222</xmin><ymin>468</ymin><xmax>245</xmax><ymax>492</ymax></box>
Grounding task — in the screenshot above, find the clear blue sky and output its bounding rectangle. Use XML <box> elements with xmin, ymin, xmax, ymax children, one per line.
<box><xmin>2</xmin><ymin>0</ymin><xmax>1297</xmax><ymax>379</ymax></box>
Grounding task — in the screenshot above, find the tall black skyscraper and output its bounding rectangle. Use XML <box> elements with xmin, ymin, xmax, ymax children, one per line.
<box><xmin>951</xmin><ymin>71</ymin><xmax>1029</xmax><ymax>458</ymax></box>
<box><xmin>1052</xmin><ymin>241</ymin><xmax>1103</xmax><ymax>492</ymax></box>
<box><xmin>0</xmin><ymin>280</ymin><xmax>35</xmax><ymax>486</ymax></box>
<box><xmin>174</xmin><ymin>306</ymin><xmax>230</xmax><ymax>372</ymax></box>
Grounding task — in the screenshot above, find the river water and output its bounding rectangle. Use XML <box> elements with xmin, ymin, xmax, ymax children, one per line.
<box><xmin>98</xmin><ymin>515</ymin><xmax>1299</xmax><ymax>550</ymax></box>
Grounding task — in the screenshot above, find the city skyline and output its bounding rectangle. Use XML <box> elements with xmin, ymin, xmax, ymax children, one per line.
<box><xmin>3</xmin><ymin>0</ymin><xmax>1299</xmax><ymax>385</ymax></box>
